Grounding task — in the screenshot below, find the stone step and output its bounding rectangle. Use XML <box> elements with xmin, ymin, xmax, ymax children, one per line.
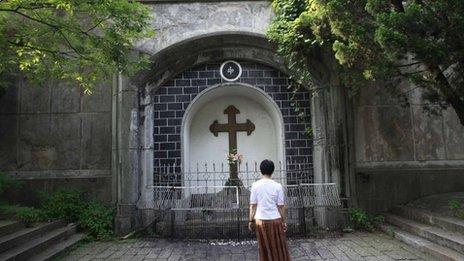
<box><xmin>0</xmin><ymin>220</ymin><xmax>65</xmax><ymax>253</ymax></box>
<box><xmin>0</xmin><ymin>220</ymin><xmax>24</xmax><ymax>237</ymax></box>
<box><xmin>385</xmin><ymin>214</ymin><xmax>464</xmax><ymax>253</ymax></box>
<box><xmin>378</xmin><ymin>223</ymin><xmax>464</xmax><ymax>261</ymax></box>
<box><xmin>0</xmin><ymin>223</ymin><xmax>78</xmax><ymax>261</ymax></box>
<box><xmin>393</xmin><ymin>206</ymin><xmax>464</xmax><ymax>235</ymax></box>
<box><xmin>29</xmin><ymin>233</ymin><xmax>86</xmax><ymax>261</ymax></box>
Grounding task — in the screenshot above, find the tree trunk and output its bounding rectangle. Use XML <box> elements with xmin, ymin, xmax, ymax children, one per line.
<box><xmin>428</xmin><ymin>64</ymin><xmax>464</xmax><ymax>126</ymax></box>
<box><xmin>448</xmin><ymin>97</ymin><xmax>464</xmax><ymax>126</ymax></box>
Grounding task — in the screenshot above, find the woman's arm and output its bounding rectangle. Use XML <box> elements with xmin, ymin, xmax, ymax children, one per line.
<box><xmin>248</xmin><ymin>204</ymin><xmax>257</xmax><ymax>231</ymax></box>
<box><xmin>277</xmin><ymin>205</ymin><xmax>286</xmax><ymax>223</ymax></box>
<box><xmin>277</xmin><ymin>205</ymin><xmax>287</xmax><ymax>232</ymax></box>
<box><xmin>249</xmin><ymin>204</ymin><xmax>257</xmax><ymax>221</ymax></box>
<box><xmin>277</xmin><ymin>184</ymin><xmax>287</xmax><ymax>231</ymax></box>
<box><xmin>249</xmin><ymin>184</ymin><xmax>257</xmax><ymax>231</ymax></box>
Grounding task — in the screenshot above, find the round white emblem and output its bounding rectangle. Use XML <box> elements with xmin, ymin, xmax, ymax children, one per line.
<box><xmin>220</xmin><ymin>60</ymin><xmax>242</xmax><ymax>82</ymax></box>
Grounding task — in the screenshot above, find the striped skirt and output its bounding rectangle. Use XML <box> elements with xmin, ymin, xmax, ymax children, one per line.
<box><xmin>255</xmin><ymin>218</ymin><xmax>291</xmax><ymax>261</ymax></box>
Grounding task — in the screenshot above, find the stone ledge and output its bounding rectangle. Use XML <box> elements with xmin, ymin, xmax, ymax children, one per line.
<box><xmin>355</xmin><ymin>161</ymin><xmax>464</xmax><ymax>173</ymax></box>
<box><xmin>7</xmin><ymin>169</ymin><xmax>111</xmax><ymax>180</ymax></box>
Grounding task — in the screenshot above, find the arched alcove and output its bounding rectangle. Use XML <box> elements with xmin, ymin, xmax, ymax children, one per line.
<box><xmin>181</xmin><ymin>83</ymin><xmax>286</xmax><ymax>187</ymax></box>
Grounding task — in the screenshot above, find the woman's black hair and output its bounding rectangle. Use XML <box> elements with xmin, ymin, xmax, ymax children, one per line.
<box><xmin>260</xmin><ymin>159</ymin><xmax>275</xmax><ymax>176</ymax></box>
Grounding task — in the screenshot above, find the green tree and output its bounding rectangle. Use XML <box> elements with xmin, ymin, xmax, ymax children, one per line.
<box><xmin>0</xmin><ymin>0</ymin><xmax>153</xmax><ymax>93</ymax></box>
<box><xmin>268</xmin><ymin>0</ymin><xmax>464</xmax><ymax>125</ymax></box>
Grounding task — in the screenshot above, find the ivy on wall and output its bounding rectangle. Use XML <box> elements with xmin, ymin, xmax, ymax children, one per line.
<box><xmin>267</xmin><ymin>0</ymin><xmax>315</xmax><ymax>138</ymax></box>
<box><xmin>267</xmin><ymin>0</ymin><xmax>464</xmax><ymax>126</ymax></box>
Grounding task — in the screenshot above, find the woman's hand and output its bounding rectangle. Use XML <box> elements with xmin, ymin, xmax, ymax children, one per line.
<box><xmin>248</xmin><ymin>221</ymin><xmax>255</xmax><ymax>232</ymax></box>
<box><xmin>282</xmin><ymin>222</ymin><xmax>287</xmax><ymax>232</ymax></box>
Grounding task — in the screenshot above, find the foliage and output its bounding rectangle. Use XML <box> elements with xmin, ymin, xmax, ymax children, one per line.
<box><xmin>305</xmin><ymin>126</ymin><xmax>313</xmax><ymax>140</ymax></box>
<box><xmin>385</xmin><ymin>226</ymin><xmax>395</xmax><ymax>237</ymax></box>
<box><xmin>0</xmin><ymin>171</ymin><xmax>23</xmax><ymax>196</ymax></box>
<box><xmin>268</xmin><ymin>0</ymin><xmax>464</xmax><ymax>126</ymax></box>
<box><xmin>449</xmin><ymin>199</ymin><xmax>461</xmax><ymax>210</ymax></box>
<box><xmin>78</xmin><ymin>201</ymin><xmax>115</xmax><ymax>240</ymax></box>
<box><xmin>449</xmin><ymin>199</ymin><xmax>464</xmax><ymax>219</ymax></box>
<box><xmin>15</xmin><ymin>207</ymin><xmax>47</xmax><ymax>226</ymax></box>
<box><xmin>0</xmin><ymin>204</ymin><xmax>46</xmax><ymax>226</ymax></box>
<box><xmin>0</xmin><ymin>0</ymin><xmax>153</xmax><ymax>93</ymax></box>
<box><xmin>372</xmin><ymin>214</ymin><xmax>385</xmax><ymax>223</ymax></box>
<box><xmin>224</xmin><ymin>178</ymin><xmax>242</xmax><ymax>187</ymax></box>
<box><xmin>0</xmin><ymin>204</ymin><xmax>28</xmax><ymax>218</ymax></box>
<box><xmin>0</xmin><ymin>189</ymin><xmax>115</xmax><ymax>240</ymax></box>
<box><xmin>42</xmin><ymin>189</ymin><xmax>86</xmax><ymax>222</ymax></box>
<box><xmin>267</xmin><ymin>0</ymin><xmax>314</xmax><ymax>88</ymax></box>
<box><xmin>41</xmin><ymin>189</ymin><xmax>115</xmax><ymax>240</ymax></box>
<box><xmin>348</xmin><ymin>208</ymin><xmax>375</xmax><ymax>232</ymax></box>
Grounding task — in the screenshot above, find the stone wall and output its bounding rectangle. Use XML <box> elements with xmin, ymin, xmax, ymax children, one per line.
<box><xmin>354</xmin><ymin>84</ymin><xmax>464</xmax><ymax>213</ymax></box>
<box><xmin>0</xmin><ymin>78</ymin><xmax>113</xmax><ymax>204</ymax></box>
<box><xmin>136</xmin><ymin>1</ymin><xmax>273</xmax><ymax>55</ymax></box>
<box><xmin>151</xmin><ymin>61</ymin><xmax>312</xmax><ymax>170</ymax></box>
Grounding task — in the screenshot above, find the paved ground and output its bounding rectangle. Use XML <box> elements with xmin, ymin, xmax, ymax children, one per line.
<box><xmin>63</xmin><ymin>232</ymin><xmax>431</xmax><ymax>261</ymax></box>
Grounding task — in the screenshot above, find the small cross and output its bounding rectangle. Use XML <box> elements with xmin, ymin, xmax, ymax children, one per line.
<box><xmin>227</xmin><ymin>66</ymin><xmax>235</xmax><ymax>75</ymax></box>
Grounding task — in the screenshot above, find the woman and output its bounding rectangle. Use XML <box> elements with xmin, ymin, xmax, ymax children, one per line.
<box><xmin>248</xmin><ymin>159</ymin><xmax>290</xmax><ymax>261</ymax></box>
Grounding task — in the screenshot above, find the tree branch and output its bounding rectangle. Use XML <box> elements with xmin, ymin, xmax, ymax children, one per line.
<box><xmin>57</xmin><ymin>30</ymin><xmax>85</xmax><ymax>58</ymax></box>
<box><xmin>85</xmin><ymin>17</ymin><xmax>110</xmax><ymax>33</ymax></box>
<box><xmin>1</xmin><ymin>6</ymin><xmax>93</xmax><ymax>37</ymax></box>
<box><xmin>7</xmin><ymin>40</ymin><xmax>78</xmax><ymax>59</ymax></box>
<box><xmin>0</xmin><ymin>8</ymin><xmax>60</xmax><ymax>29</ymax></box>
<box><xmin>395</xmin><ymin>61</ymin><xmax>422</xmax><ymax>68</ymax></box>
<box><xmin>426</xmin><ymin>63</ymin><xmax>464</xmax><ymax>125</ymax></box>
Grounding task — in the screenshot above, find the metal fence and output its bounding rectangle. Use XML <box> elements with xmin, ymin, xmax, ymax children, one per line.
<box><xmin>153</xmin><ymin>160</ymin><xmax>313</xmax><ymax>188</ymax></box>
<box><xmin>153</xmin><ymin>185</ymin><xmax>240</xmax><ymax>210</ymax></box>
<box><xmin>149</xmin><ymin>160</ymin><xmax>341</xmax><ymax>239</ymax></box>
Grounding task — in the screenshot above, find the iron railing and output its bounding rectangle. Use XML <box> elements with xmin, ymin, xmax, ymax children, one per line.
<box><xmin>147</xmin><ymin>159</ymin><xmax>343</xmax><ymax>239</ymax></box>
<box><xmin>153</xmin><ymin>160</ymin><xmax>313</xmax><ymax>188</ymax></box>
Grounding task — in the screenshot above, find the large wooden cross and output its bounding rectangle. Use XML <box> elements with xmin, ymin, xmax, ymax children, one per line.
<box><xmin>209</xmin><ymin>105</ymin><xmax>255</xmax><ymax>180</ymax></box>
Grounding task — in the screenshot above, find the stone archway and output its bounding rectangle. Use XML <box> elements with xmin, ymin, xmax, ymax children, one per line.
<box><xmin>134</xmin><ymin>32</ymin><xmax>288</xmax><ymax>90</ymax></box>
<box><xmin>113</xmin><ymin>32</ymin><xmax>353</xmax><ymax>234</ymax></box>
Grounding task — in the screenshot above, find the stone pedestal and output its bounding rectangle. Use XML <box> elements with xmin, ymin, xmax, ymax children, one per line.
<box><xmin>115</xmin><ymin>203</ymin><xmax>138</xmax><ymax>235</ymax></box>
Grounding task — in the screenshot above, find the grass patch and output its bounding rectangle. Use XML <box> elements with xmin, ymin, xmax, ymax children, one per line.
<box><xmin>449</xmin><ymin>199</ymin><xmax>464</xmax><ymax>219</ymax></box>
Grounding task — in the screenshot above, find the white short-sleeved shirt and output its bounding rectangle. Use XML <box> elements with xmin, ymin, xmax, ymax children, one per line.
<box><xmin>249</xmin><ymin>178</ymin><xmax>285</xmax><ymax>220</ymax></box>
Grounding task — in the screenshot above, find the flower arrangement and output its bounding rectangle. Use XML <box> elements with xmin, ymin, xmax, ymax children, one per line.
<box><xmin>226</xmin><ymin>149</ymin><xmax>243</xmax><ymax>165</ymax></box>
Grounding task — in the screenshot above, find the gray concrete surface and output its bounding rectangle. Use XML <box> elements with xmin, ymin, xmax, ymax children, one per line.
<box><xmin>63</xmin><ymin>232</ymin><xmax>429</xmax><ymax>260</ymax></box>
